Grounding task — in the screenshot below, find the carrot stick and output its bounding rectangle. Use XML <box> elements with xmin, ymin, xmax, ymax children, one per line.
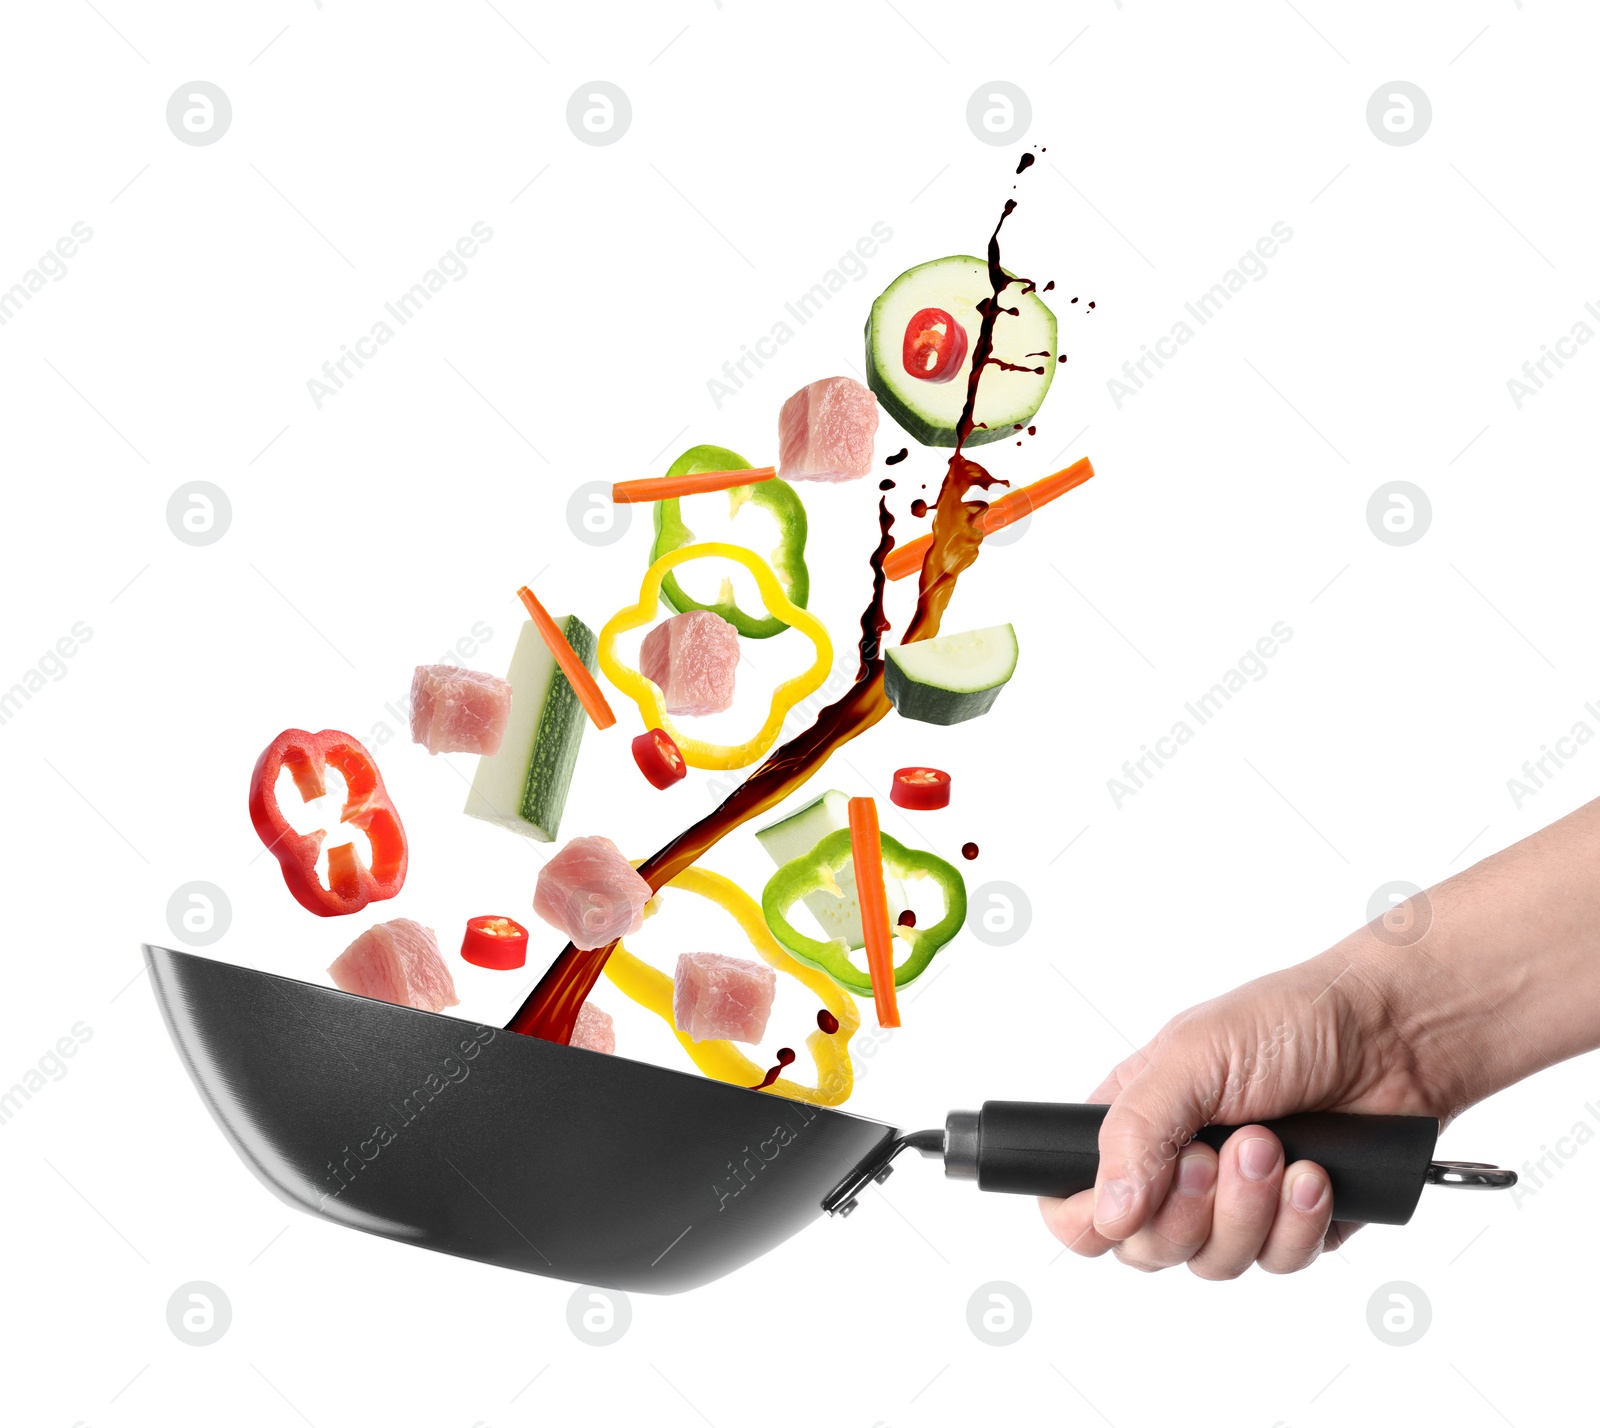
<box><xmin>516</xmin><ymin>584</ymin><xmax>616</xmax><ymax>730</ymax></box>
<box><xmin>883</xmin><ymin>456</ymin><xmax>1096</xmax><ymax>582</ymax></box>
<box><xmin>847</xmin><ymin>796</ymin><xmax>900</xmax><ymax>1028</ymax></box>
<box><xmin>613</xmin><ymin>466</ymin><xmax>777</xmax><ymax>504</ymax></box>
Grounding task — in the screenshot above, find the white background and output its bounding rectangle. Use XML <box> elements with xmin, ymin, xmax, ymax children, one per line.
<box><xmin>2</xmin><ymin>2</ymin><xmax>1596</xmax><ymax>1424</ymax></box>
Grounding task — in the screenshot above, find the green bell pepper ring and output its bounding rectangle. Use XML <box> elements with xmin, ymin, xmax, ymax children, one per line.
<box><xmin>762</xmin><ymin>829</ymin><xmax>966</xmax><ymax>993</ymax></box>
<box><xmin>651</xmin><ymin>443</ymin><xmax>810</xmax><ymax>640</ymax></box>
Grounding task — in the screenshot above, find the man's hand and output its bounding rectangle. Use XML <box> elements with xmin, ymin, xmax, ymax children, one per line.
<box><xmin>1039</xmin><ymin>946</ymin><xmax>1452</xmax><ymax>1277</ymax></box>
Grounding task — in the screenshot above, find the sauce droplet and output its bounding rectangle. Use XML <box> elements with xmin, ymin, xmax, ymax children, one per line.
<box><xmin>910</xmin><ymin>498</ymin><xmax>928</xmax><ymax>518</ymax></box>
<box><xmin>885</xmin><ymin>448</ymin><xmax>909</xmax><ymax>466</ymax></box>
<box><xmin>897</xmin><ymin>908</ymin><xmax>917</xmax><ymax>927</ymax></box>
<box><xmin>1015</xmin><ymin>152</ymin><xmax>1036</xmax><ymax>175</ymax></box>
<box><xmin>961</xmin><ymin>842</ymin><xmax>979</xmax><ymax>860</ymax></box>
<box><xmin>816</xmin><ymin>1009</ymin><xmax>839</xmax><ymax>1034</ymax></box>
<box><xmin>1027</xmin><ymin>426</ymin><xmax>1036</xmax><ymax>435</ymax></box>
<box><xmin>1058</xmin><ymin>354</ymin><xmax>1068</xmax><ymax>363</ymax></box>
<box><xmin>751</xmin><ymin>1047</ymin><xmax>796</xmax><ymax>1090</ymax></box>
<box><xmin>879</xmin><ymin>478</ymin><xmax>895</xmax><ymax>491</ymax></box>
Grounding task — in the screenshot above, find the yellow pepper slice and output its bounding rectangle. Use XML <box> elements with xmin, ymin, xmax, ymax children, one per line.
<box><xmin>598</xmin><ymin>541</ymin><xmax>833</xmax><ymax>769</ymax></box>
<box><xmin>605</xmin><ymin>865</ymin><xmax>859</xmax><ymax>1106</ymax></box>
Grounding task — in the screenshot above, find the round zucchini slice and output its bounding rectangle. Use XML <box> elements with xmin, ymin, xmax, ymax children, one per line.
<box><xmin>865</xmin><ymin>255</ymin><xmax>1057</xmax><ymax>448</ymax></box>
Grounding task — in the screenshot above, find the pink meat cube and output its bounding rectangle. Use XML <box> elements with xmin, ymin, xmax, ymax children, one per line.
<box><xmin>673</xmin><ymin>952</ymin><xmax>777</xmax><ymax>1044</ymax></box>
<box><xmin>777</xmin><ymin>376</ymin><xmax>879</xmax><ymax>482</ymax></box>
<box><xmin>410</xmin><ymin>665</ymin><xmax>513</xmax><ymax>756</ymax></box>
<box><xmin>329</xmin><ymin>919</ymin><xmax>459</xmax><ymax>1013</ymax></box>
<box><xmin>533</xmin><ymin>835</ymin><xmax>652</xmax><ymax>951</ymax></box>
<box><xmin>639</xmin><ymin>610</ymin><xmax>740</xmax><ymax>717</ymax></box>
<box><xmin>571</xmin><ymin>1001</ymin><xmax>616</xmax><ymax>1055</ymax></box>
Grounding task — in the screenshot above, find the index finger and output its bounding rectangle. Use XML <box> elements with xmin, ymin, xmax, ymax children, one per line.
<box><xmin>1039</xmin><ymin>1187</ymin><xmax>1117</xmax><ymax>1258</ymax></box>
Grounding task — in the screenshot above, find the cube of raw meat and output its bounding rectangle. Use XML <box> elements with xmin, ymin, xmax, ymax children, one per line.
<box><xmin>533</xmin><ymin>835</ymin><xmax>652</xmax><ymax>951</ymax></box>
<box><xmin>410</xmin><ymin>665</ymin><xmax>513</xmax><ymax>756</ymax></box>
<box><xmin>329</xmin><ymin>918</ymin><xmax>459</xmax><ymax>1013</ymax></box>
<box><xmin>639</xmin><ymin>610</ymin><xmax>740</xmax><ymax>717</ymax></box>
<box><xmin>673</xmin><ymin>952</ymin><xmax>777</xmax><ymax>1044</ymax></box>
<box><xmin>777</xmin><ymin>376</ymin><xmax>879</xmax><ymax>482</ymax></box>
<box><xmin>571</xmin><ymin>1001</ymin><xmax>616</xmax><ymax>1055</ymax></box>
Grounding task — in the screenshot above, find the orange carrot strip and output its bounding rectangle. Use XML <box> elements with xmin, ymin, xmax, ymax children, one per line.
<box><xmin>516</xmin><ymin>584</ymin><xmax>616</xmax><ymax>730</ymax></box>
<box><xmin>847</xmin><ymin>796</ymin><xmax>900</xmax><ymax>1029</ymax></box>
<box><xmin>883</xmin><ymin>456</ymin><xmax>1096</xmax><ymax>582</ymax></box>
<box><xmin>612</xmin><ymin>466</ymin><xmax>778</xmax><ymax>504</ymax></box>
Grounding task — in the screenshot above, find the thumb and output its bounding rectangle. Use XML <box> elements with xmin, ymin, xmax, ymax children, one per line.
<box><xmin>1091</xmin><ymin>1032</ymin><xmax>1224</xmax><ymax>1240</ymax></box>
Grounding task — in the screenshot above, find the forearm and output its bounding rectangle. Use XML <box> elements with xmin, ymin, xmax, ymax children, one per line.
<box><xmin>1342</xmin><ymin>795</ymin><xmax>1600</xmax><ymax>1114</ymax></box>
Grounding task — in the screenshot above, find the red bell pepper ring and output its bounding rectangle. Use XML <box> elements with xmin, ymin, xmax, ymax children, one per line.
<box><xmin>248</xmin><ymin>728</ymin><xmax>408</xmax><ymax>917</ymax></box>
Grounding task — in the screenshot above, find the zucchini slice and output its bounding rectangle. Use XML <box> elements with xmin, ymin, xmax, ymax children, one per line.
<box><xmin>884</xmin><ymin>624</ymin><xmax>1018</xmax><ymax>725</ymax></box>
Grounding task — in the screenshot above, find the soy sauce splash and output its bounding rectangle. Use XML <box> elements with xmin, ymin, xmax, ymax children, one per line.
<box><xmin>885</xmin><ymin>448</ymin><xmax>909</xmax><ymax>466</ymax></box>
<box><xmin>507</xmin><ymin>193</ymin><xmax>1041</xmax><ymax>1043</ymax></box>
<box><xmin>1016</xmin><ymin>152</ymin><xmax>1035</xmax><ymax>175</ymax></box>
<box><xmin>751</xmin><ymin>1047</ymin><xmax>796</xmax><ymax>1090</ymax></box>
<box><xmin>816</xmin><ymin>1009</ymin><xmax>839</xmax><ymax>1034</ymax></box>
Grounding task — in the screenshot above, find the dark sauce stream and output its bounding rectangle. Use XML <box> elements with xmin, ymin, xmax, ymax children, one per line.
<box><xmin>507</xmin><ymin>197</ymin><xmax>1034</xmax><ymax>1042</ymax></box>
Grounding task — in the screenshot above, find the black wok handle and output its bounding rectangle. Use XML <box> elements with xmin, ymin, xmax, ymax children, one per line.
<box><xmin>950</xmin><ymin>1101</ymin><xmax>1440</xmax><ymax>1225</ymax></box>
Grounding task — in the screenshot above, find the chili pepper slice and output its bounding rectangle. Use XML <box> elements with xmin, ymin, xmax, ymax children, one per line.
<box><xmin>631</xmin><ymin>727</ymin><xmax>687</xmax><ymax>789</ymax></box>
<box><xmin>762</xmin><ymin>829</ymin><xmax>966</xmax><ymax>994</ymax></box>
<box><xmin>650</xmin><ymin>444</ymin><xmax>811</xmax><ymax>639</ymax></box>
<box><xmin>891</xmin><ymin>766</ymin><xmax>952</xmax><ymax>810</ymax></box>
<box><xmin>604</xmin><ymin>865</ymin><xmax>860</xmax><ymax>1106</ymax></box>
<box><xmin>248</xmin><ymin>728</ymin><xmax>407</xmax><ymax>917</ymax></box>
<box><xmin>460</xmin><ymin>915</ymin><xmax>529</xmax><ymax>970</ymax></box>
<box><xmin>598</xmin><ymin>540</ymin><xmax>833</xmax><ymax>770</ymax></box>
<box><xmin>901</xmin><ymin>307</ymin><xmax>969</xmax><ymax>383</ymax></box>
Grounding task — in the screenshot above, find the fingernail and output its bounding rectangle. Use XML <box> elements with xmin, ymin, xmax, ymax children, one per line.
<box><xmin>1176</xmin><ymin>1153</ymin><xmax>1215</xmax><ymax>1197</ymax></box>
<box><xmin>1290</xmin><ymin>1170</ymin><xmax>1327</xmax><ymax>1212</ymax></box>
<box><xmin>1239</xmin><ymin>1137</ymin><xmax>1280</xmax><ymax>1182</ymax></box>
<box><xmin>1094</xmin><ymin>1178</ymin><xmax>1133</xmax><ymax>1226</ymax></box>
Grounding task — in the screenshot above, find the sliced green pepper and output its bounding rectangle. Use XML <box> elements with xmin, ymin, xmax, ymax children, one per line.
<box><xmin>652</xmin><ymin>443</ymin><xmax>810</xmax><ymax>639</ymax></box>
<box><xmin>762</xmin><ymin>829</ymin><xmax>966</xmax><ymax>993</ymax></box>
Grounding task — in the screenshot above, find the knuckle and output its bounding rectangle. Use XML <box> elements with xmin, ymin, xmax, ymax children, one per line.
<box><xmin>1188</xmin><ymin>1255</ymin><xmax>1247</xmax><ymax>1283</ymax></box>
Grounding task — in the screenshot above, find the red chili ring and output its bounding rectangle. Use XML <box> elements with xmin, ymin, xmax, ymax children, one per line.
<box><xmin>890</xmin><ymin>766</ymin><xmax>951</xmax><ymax>810</ymax></box>
<box><xmin>632</xmin><ymin>727</ymin><xmax>687</xmax><ymax>790</ymax></box>
<box><xmin>460</xmin><ymin>915</ymin><xmax>529</xmax><ymax>970</ymax></box>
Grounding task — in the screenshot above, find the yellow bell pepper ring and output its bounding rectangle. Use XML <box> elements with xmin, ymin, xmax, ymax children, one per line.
<box><xmin>598</xmin><ymin>542</ymin><xmax>833</xmax><ymax>770</ymax></box>
<box><xmin>604</xmin><ymin>865</ymin><xmax>860</xmax><ymax>1106</ymax></box>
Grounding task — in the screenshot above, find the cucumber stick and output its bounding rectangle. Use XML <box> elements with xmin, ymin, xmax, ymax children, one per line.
<box><xmin>464</xmin><ymin>616</ymin><xmax>596</xmax><ymax>842</ymax></box>
<box><xmin>884</xmin><ymin>624</ymin><xmax>1018</xmax><ymax>725</ymax></box>
<box><xmin>755</xmin><ymin>789</ymin><xmax>906</xmax><ymax>950</ymax></box>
